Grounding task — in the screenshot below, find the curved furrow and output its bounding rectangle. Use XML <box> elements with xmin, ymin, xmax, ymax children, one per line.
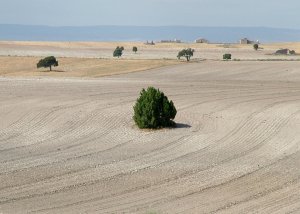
<box><xmin>1</xmin><ymin>99</ymin><xmax>298</xmax><ymax>209</ymax></box>
<box><xmin>1</xmin><ymin>61</ymin><xmax>300</xmax><ymax>213</ymax></box>
<box><xmin>0</xmin><ymin>99</ymin><xmax>133</xmax><ymax>163</ymax></box>
<box><xmin>33</xmin><ymin>103</ymin><xmax>300</xmax><ymax>213</ymax></box>
<box><xmin>174</xmin><ymin>153</ymin><xmax>300</xmax><ymax>214</ymax></box>
<box><xmin>0</xmin><ymin>100</ymin><xmax>93</xmax><ymax>147</ymax></box>
<box><xmin>0</xmin><ymin>93</ymin><xmax>293</xmax><ymax>175</ymax></box>
<box><xmin>57</xmin><ymin>150</ymin><xmax>300</xmax><ymax>214</ymax></box>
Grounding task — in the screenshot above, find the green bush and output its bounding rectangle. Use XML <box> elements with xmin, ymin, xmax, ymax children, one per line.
<box><xmin>253</xmin><ymin>44</ymin><xmax>259</xmax><ymax>50</ymax></box>
<box><xmin>113</xmin><ymin>46</ymin><xmax>123</xmax><ymax>58</ymax></box>
<box><xmin>223</xmin><ymin>54</ymin><xmax>232</xmax><ymax>60</ymax></box>
<box><xmin>133</xmin><ymin>87</ymin><xmax>177</xmax><ymax>129</ymax></box>
<box><xmin>133</xmin><ymin>46</ymin><xmax>138</xmax><ymax>53</ymax></box>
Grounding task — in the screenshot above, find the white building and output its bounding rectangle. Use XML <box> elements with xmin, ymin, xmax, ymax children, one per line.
<box><xmin>195</xmin><ymin>38</ymin><xmax>209</xmax><ymax>43</ymax></box>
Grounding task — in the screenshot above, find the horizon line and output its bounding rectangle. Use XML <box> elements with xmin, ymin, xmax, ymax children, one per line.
<box><xmin>1</xmin><ymin>24</ymin><xmax>300</xmax><ymax>31</ymax></box>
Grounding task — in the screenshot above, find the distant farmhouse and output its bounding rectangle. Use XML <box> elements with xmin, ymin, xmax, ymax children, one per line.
<box><xmin>195</xmin><ymin>38</ymin><xmax>209</xmax><ymax>43</ymax></box>
<box><xmin>144</xmin><ymin>40</ymin><xmax>155</xmax><ymax>45</ymax></box>
<box><xmin>240</xmin><ymin>38</ymin><xmax>257</xmax><ymax>44</ymax></box>
<box><xmin>160</xmin><ymin>39</ymin><xmax>182</xmax><ymax>43</ymax></box>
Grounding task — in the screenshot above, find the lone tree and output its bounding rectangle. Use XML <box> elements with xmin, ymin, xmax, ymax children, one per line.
<box><xmin>37</xmin><ymin>56</ymin><xmax>58</xmax><ymax>71</ymax></box>
<box><xmin>177</xmin><ymin>48</ymin><xmax>194</xmax><ymax>61</ymax></box>
<box><xmin>113</xmin><ymin>46</ymin><xmax>123</xmax><ymax>58</ymax></box>
<box><xmin>253</xmin><ymin>44</ymin><xmax>259</xmax><ymax>51</ymax></box>
<box><xmin>133</xmin><ymin>87</ymin><xmax>177</xmax><ymax>129</ymax></box>
<box><xmin>133</xmin><ymin>46</ymin><xmax>138</xmax><ymax>53</ymax></box>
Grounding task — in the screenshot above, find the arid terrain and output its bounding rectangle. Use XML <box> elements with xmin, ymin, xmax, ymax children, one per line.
<box><xmin>1</xmin><ymin>41</ymin><xmax>300</xmax><ymax>60</ymax></box>
<box><xmin>0</xmin><ymin>42</ymin><xmax>300</xmax><ymax>214</ymax></box>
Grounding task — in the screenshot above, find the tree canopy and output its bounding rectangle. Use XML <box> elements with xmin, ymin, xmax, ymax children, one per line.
<box><xmin>37</xmin><ymin>56</ymin><xmax>58</xmax><ymax>71</ymax></box>
<box><xmin>133</xmin><ymin>87</ymin><xmax>177</xmax><ymax>129</ymax></box>
<box><xmin>133</xmin><ymin>46</ymin><xmax>138</xmax><ymax>53</ymax></box>
<box><xmin>177</xmin><ymin>48</ymin><xmax>194</xmax><ymax>61</ymax></box>
<box><xmin>223</xmin><ymin>53</ymin><xmax>232</xmax><ymax>60</ymax></box>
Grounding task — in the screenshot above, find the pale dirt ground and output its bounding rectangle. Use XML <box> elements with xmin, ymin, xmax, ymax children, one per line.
<box><xmin>0</xmin><ymin>43</ymin><xmax>300</xmax><ymax>214</ymax></box>
<box><xmin>1</xmin><ymin>41</ymin><xmax>300</xmax><ymax>60</ymax></box>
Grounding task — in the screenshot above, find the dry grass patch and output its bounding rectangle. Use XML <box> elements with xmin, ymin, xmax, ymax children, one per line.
<box><xmin>0</xmin><ymin>41</ymin><xmax>247</xmax><ymax>51</ymax></box>
<box><xmin>0</xmin><ymin>56</ymin><xmax>179</xmax><ymax>78</ymax></box>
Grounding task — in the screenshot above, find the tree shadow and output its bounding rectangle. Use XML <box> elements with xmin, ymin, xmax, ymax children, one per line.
<box><xmin>175</xmin><ymin>123</ymin><xmax>191</xmax><ymax>129</ymax></box>
<box><xmin>51</xmin><ymin>69</ymin><xmax>65</xmax><ymax>72</ymax></box>
<box><xmin>40</xmin><ymin>69</ymin><xmax>65</xmax><ymax>73</ymax></box>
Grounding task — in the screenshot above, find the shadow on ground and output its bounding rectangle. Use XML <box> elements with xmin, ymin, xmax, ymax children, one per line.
<box><xmin>175</xmin><ymin>123</ymin><xmax>191</xmax><ymax>129</ymax></box>
<box><xmin>40</xmin><ymin>70</ymin><xmax>65</xmax><ymax>72</ymax></box>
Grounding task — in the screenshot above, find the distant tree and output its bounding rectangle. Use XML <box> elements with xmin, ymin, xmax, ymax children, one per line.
<box><xmin>177</xmin><ymin>48</ymin><xmax>194</xmax><ymax>61</ymax></box>
<box><xmin>113</xmin><ymin>46</ymin><xmax>123</xmax><ymax>58</ymax></box>
<box><xmin>133</xmin><ymin>46</ymin><xmax>138</xmax><ymax>53</ymax></box>
<box><xmin>253</xmin><ymin>44</ymin><xmax>259</xmax><ymax>51</ymax></box>
<box><xmin>37</xmin><ymin>56</ymin><xmax>58</xmax><ymax>71</ymax></box>
<box><xmin>223</xmin><ymin>54</ymin><xmax>232</xmax><ymax>60</ymax></box>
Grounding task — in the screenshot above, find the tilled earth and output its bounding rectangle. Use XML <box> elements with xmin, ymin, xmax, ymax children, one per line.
<box><xmin>1</xmin><ymin>61</ymin><xmax>300</xmax><ymax>213</ymax></box>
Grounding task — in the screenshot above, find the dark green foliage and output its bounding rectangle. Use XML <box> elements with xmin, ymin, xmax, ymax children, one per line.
<box><xmin>253</xmin><ymin>44</ymin><xmax>259</xmax><ymax>51</ymax></box>
<box><xmin>113</xmin><ymin>46</ymin><xmax>123</xmax><ymax>58</ymax></box>
<box><xmin>177</xmin><ymin>48</ymin><xmax>194</xmax><ymax>61</ymax></box>
<box><xmin>133</xmin><ymin>87</ymin><xmax>177</xmax><ymax>129</ymax></box>
<box><xmin>133</xmin><ymin>46</ymin><xmax>138</xmax><ymax>53</ymax></box>
<box><xmin>223</xmin><ymin>54</ymin><xmax>232</xmax><ymax>60</ymax></box>
<box><xmin>37</xmin><ymin>56</ymin><xmax>58</xmax><ymax>71</ymax></box>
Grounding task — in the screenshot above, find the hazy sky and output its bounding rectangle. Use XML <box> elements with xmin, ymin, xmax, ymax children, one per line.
<box><xmin>1</xmin><ymin>0</ymin><xmax>300</xmax><ymax>29</ymax></box>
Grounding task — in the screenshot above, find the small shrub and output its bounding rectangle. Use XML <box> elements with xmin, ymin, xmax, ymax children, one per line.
<box><xmin>113</xmin><ymin>46</ymin><xmax>123</xmax><ymax>58</ymax></box>
<box><xmin>253</xmin><ymin>44</ymin><xmax>259</xmax><ymax>51</ymax></box>
<box><xmin>223</xmin><ymin>54</ymin><xmax>232</xmax><ymax>60</ymax></box>
<box><xmin>133</xmin><ymin>87</ymin><xmax>177</xmax><ymax>129</ymax></box>
<box><xmin>133</xmin><ymin>46</ymin><xmax>138</xmax><ymax>53</ymax></box>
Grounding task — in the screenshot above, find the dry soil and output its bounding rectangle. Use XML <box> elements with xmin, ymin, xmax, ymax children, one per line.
<box><xmin>1</xmin><ymin>59</ymin><xmax>300</xmax><ymax>213</ymax></box>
